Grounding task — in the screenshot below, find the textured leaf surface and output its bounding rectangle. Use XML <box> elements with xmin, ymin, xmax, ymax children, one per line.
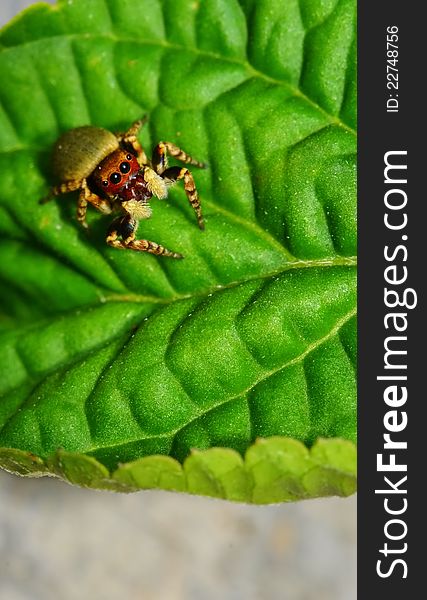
<box><xmin>0</xmin><ymin>0</ymin><xmax>356</xmax><ymax>501</ymax></box>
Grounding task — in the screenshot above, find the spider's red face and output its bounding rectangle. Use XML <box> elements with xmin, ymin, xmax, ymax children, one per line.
<box><xmin>93</xmin><ymin>149</ymin><xmax>140</xmax><ymax>196</ymax></box>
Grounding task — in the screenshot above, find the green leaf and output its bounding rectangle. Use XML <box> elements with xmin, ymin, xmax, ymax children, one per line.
<box><xmin>0</xmin><ymin>0</ymin><xmax>356</xmax><ymax>502</ymax></box>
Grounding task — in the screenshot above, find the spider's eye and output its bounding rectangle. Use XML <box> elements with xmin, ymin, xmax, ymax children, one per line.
<box><xmin>102</xmin><ymin>180</ymin><xmax>108</xmax><ymax>187</ymax></box>
<box><xmin>119</xmin><ymin>161</ymin><xmax>131</xmax><ymax>174</ymax></box>
<box><xmin>126</xmin><ymin>154</ymin><xmax>133</xmax><ymax>161</ymax></box>
<box><xmin>109</xmin><ymin>172</ymin><xmax>122</xmax><ymax>184</ymax></box>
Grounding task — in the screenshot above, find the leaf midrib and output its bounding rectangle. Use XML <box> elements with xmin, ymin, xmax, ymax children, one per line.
<box><xmin>104</xmin><ymin>256</ymin><xmax>357</xmax><ymax>304</ymax></box>
<box><xmin>84</xmin><ymin>305</ymin><xmax>357</xmax><ymax>453</ymax></box>
<box><xmin>1</xmin><ymin>258</ymin><xmax>356</xmax><ymax>407</ymax></box>
<box><xmin>2</xmin><ymin>256</ymin><xmax>357</xmax><ymax>329</ymax></box>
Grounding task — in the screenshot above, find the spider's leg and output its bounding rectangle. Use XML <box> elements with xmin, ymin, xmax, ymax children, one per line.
<box><xmin>162</xmin><ymin>166</ymin><xmax>204</xmax><ymax>230</ymax></box>
<box><xmin>152</xmin><ymin>142</ymin><xmax>206</xmax><ymax>175</ymax></box>
<box><xmin>39</xmin><ymin>178</ymin><xmax>83</xmax><ymax>204</ymax></box>
<box><xmin>106</xmin><ymin>213</ymin><xmax>183</xmax><ymax>258</ymax></box>
<box><xmin>116</xmin><ymin>116</ymin><xmax>149</xmax><ymax>166</ymax></box>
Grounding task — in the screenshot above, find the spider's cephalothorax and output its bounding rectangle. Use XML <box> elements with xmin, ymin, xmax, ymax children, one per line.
<box><xmin>42</xmin><ymin>117</ymin><xmax>206</xmax><ymax>258</ymax></box>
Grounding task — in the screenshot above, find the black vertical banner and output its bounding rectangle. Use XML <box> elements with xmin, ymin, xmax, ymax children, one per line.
<box><xmin>358</xmin><ymin>1</ymin><xmax>425</xmax><ymax>597</ymax></box>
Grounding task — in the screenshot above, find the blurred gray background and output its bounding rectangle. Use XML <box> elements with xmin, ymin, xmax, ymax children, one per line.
<box><xmin>0</xmin><ymin>472</ymin><xmax>356</xmax><ymax>600</ymax></box>
<box><xmin>0</xmin><ymin>2</ymin><xmax>356</xmax><ymax>599</ymax></box>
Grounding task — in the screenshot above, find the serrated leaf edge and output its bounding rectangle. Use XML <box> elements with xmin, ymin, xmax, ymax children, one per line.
<box><xmin>0</xmin><ymin>436</ymin><xmax>356</xmax><ymax>503</ymax></box>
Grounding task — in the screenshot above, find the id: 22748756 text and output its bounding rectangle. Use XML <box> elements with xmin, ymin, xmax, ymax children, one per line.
<box><xmin>386</xmin><ymin>25</ymin><xmax>399</xmax><ymax>113</ymax></box>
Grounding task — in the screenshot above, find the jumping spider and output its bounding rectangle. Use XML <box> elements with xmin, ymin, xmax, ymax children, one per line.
<box><xmin>42</xmin><ymin>117</ymin><xmax>206</xmax><ymax>259</ymax></box>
